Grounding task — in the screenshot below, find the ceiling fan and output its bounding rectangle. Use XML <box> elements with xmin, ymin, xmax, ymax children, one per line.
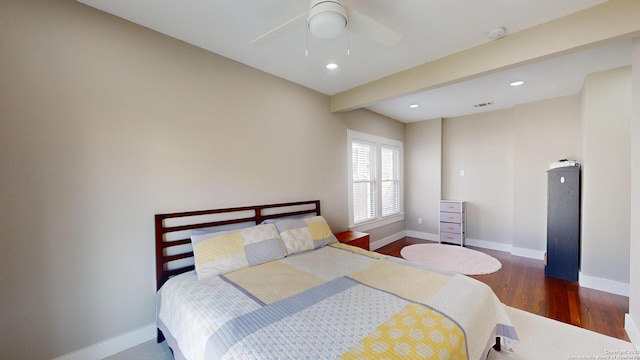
<box><xmin>250</xmin><ymin>0</ymin><xmax>402</xmax><ymax>48</ymax></box>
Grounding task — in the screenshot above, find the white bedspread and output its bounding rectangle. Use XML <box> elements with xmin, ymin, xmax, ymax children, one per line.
<box><xmin>157</xmin><ymin>243</ymin><xmax>517</xmax><ymax>360</ymax></box>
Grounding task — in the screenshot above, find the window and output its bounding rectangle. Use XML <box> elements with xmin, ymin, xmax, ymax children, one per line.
<box><xmin>381</xmin><ymin>145</ymin><xmax>400</xmax><ymax>216</ymax></box>
<box><xmin>348</xmin><ymin>130</ymin><xmax>403</xmax><ymax>229</ymax></box>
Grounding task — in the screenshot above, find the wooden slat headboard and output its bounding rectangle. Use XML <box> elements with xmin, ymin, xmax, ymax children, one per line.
<box><xmin>154</xmin><ymin>200</ymin><xmax>321</xmax><ymax>290</ymax></box>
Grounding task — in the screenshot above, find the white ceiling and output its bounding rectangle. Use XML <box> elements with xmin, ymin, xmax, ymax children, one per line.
<box><xmin>369</xmin><ymin>40</ymin><xmax>632</xmax><ymax>122</ymax></box>
<box><xmin>77</xmin><ymin>0</ymin><xmax>630</xmax><ymax>122</ymax></box>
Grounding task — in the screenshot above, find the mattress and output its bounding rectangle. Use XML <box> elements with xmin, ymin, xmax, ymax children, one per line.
<box><xmin>157</xmin><ymin>243</ymin><xmax>517</xmax><ymax>360</ymax></box>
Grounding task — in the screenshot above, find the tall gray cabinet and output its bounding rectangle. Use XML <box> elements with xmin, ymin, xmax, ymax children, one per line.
<box><xmin>545</xmin><ymin>166</ymin><xmax>580</xmax><ymax>281</ymax></box>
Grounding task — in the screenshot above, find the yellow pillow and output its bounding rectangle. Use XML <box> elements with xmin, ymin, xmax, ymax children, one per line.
<box><xmin>275</xmin><ymin>216</ymin><xmax>337</xmax><ymax>256</ymax></box>
<box><xmin>191</xmin><ymin>224</ymin><xmax>285</xmax><ymax>280</ymax></box>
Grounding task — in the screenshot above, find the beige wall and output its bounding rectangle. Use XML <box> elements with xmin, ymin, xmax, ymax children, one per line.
<box><xmin>439</xmin><ymin>96</ymin><xmax>581</xmax><ymax>254</ymax></box>
<box><xmin>339</xmin><ymin>108</ymin><xmax>405</xmax><ymax>142</ymax></box>
<box><xmin>442</xmin><ymin>109</ymin><xmax>515</xmax><ymax>246</ymax></box>
<box><xmin>512</xmin><ymin>96</ymin><xmax>581</xmax><ymax>252</ymax></box>
<box><xmin>0</xmin><ymin>0</ymin><xmax>402</xmax><ymax>358</ymax></box>
<box><xmin>580</xmin><ymin>67</ymin><xmax>632</xmax><ymax>285</ymax></box>
<box><xmin>438</xmin><ymin>84</ymin><xmax>632</xmax><ymax>290</ymax></box>
<box><xmin>629</xmin><ymin>37</ymin><xmax>640</xmax><ymax>344</ymax></box>
<box><xmin>0</xmin><ymin>1</ymin><xmax>407</xmax><ymax>358</ymax></box>
<box><xmin>405</xmin><ymin>119</ymin><xmax>442</xmax><ymax>237</ymax></box>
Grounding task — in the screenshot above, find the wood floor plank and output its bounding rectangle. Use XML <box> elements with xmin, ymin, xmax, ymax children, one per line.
<box><xmin>375</xmin><ymin>237</ymin><xmax>630</xmax><ymax>341</ymax></box>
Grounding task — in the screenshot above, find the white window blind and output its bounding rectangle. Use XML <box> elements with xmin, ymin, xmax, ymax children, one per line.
<box><xmin>348</xmin><ymin>130</ymin><xmax>403</xmax><ymax>229</ymax></box>
<box><xmin>352</xmin><ymin>141</ymin><xmax>376</xmax><ymax>224</ymax></box>
<box><xmin>381</xmin><ymin>145</ymin><xmax>400</xmax><ymax>217</ymax></box>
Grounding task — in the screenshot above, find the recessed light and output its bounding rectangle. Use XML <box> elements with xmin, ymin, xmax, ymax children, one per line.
<box><xmin>326</xmin><ymin>63</ymin><xmax>338</xmax><ymax>70</ymax></box>
<box><xmin>409</xmin><ymin>103</ymin><xmax>419</xmax><ymax>109</ymax></box>
<box><xmin>510</xmin><ymin>80</ymin><xmax>525</xmax><ymax>87</ymax></box>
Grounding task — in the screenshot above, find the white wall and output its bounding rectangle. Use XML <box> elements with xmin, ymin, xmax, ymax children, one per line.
<box><xmin>580</xmin><ymin>67</ymin><xmax>632</xmax><ymax>288</ymax></box>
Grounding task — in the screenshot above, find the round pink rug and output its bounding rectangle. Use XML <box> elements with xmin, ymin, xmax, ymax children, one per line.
<box><xmin>400</xmin><ymin>244</ymin><xmax>502</xmax><ymax>275</ymax></box>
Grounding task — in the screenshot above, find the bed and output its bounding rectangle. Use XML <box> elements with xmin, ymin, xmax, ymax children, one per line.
<box><xmin>155</xmin><ymin>200</ymin><xmax>517</xmax><ymax>360</ymax></box>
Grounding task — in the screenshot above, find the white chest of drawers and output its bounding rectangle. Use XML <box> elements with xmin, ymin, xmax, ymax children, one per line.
<box><xmin>439</xmin><ymin>200</ymin><xmax>466</xmax><ymax>246</ymax></box>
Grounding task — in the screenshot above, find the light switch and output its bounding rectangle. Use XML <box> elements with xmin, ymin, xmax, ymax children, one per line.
<box><xmin>459</xmin><ymin>170</ymin><xmax>465</xmax><ymax>176</ymax></box>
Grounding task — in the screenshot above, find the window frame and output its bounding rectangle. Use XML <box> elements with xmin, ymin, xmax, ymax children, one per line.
<box><xmin>347</xmin><ymin>130</ymin><xmax>404</xmax><ymax>231</ymax></box>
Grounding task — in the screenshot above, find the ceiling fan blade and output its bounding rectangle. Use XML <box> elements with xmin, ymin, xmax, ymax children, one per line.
<box><xmin>250</xmin><ymin>11</ymin><xmax>309</xmax><ymax>46</ymax></box>
<box><xmin>349</xmin><ymin>9</ymin><xmax>402</xmax><ymax>47</ymax></box>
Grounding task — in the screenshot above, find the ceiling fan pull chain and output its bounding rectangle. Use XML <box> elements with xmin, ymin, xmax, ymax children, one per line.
<box><xmin>305</xmin><ymin>27</ymin><xmax>309</xmax><ymax>56</ymax></box>
<box><xmin>347</xmin><ymin>25</ymin><xmax>351</xmax><ymax>55</ymax></box>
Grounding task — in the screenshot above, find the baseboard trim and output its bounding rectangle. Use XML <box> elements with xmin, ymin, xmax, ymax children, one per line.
<box><xmin>625</xmin><ymin>314</ymin><xmax>640</xmax><ymax>350</ymax></box>
<box><xmin>510</xmin><ymin>246</ymin><xmax>546</xmax><ymax>260</ymax></box>
<box><xmin>52</xmin><ymin>323</ymin><xmax>156</xmax><ymax>360</ymax></box>
<box><xmin>465</xmin><ymin>238</ymin><xmax>512</xmax><ymax>253</ymax></box>
<box><xmin>370</xmin><ymin>231</ymin><xmax>407</xmax><ymax>251</ymax></box>
<box><xmin>404</xmin><ymin>230</ymin><xmax>439</xmax><ymax>242</ymax></box>
<box><xmin>579</xmin><ymin>272</ymin><xmax>630</xmax><ymax>297</ymax></box>
<box><xmin>404</xmin><ymin>233</ymin><xmax>545</xmax><ymax>260</ymax></box>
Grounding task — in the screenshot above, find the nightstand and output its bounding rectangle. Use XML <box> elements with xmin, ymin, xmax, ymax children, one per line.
<box><xmin>335</xmin><ymin>230</ymin><xmax>370</xmax><ymax>251</ymax></box>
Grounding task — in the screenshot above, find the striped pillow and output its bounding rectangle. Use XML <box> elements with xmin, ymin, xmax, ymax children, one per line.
<box><xmin>191</xmin><ymin>224</ymin><xmax>285</xmax><ymax>280</ymax></box>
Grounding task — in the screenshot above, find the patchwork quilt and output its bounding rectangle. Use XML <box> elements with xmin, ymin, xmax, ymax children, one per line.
<box><xmin>157</xmin><ymin>243</ymin><xmax>517</xmax><ymax>360</ymax></box>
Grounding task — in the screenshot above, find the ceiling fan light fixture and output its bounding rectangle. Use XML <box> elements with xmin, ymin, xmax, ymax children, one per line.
<box><xmin>308</xmin><ymin>1</ymin><xmax>348</xmax><ymax>39</ymax></box>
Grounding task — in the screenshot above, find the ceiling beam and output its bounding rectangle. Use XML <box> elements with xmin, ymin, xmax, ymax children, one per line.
<box><xmin>330</xmin><ymin>0</ymin><xmax>640</xmax><ymax>113</ymax></box>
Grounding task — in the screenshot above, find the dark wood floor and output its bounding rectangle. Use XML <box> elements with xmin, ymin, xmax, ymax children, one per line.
<box><xmin>376</xmin><ymin>237</ymin><xmax>630</xmax><ymax>341</ymax></box>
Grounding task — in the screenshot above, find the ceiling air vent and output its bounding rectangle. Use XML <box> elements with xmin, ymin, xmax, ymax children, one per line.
<box><xmin>473</xmin><ymin>101</ymin><xmax>494</xmax><ymax>108</ymax></box>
